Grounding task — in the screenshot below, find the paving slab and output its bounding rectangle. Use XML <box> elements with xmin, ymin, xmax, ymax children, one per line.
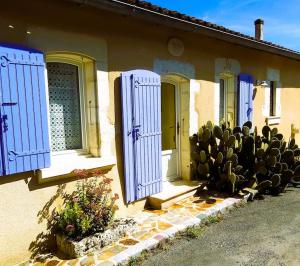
<box><xmin>26</xmin><ymin>193</ymin><xmax>243</xmax><ymax>266</ymax></box>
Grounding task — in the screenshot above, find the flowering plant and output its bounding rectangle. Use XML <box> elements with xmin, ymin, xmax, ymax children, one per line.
<box><xmin>54</xmin><ymin>169</ymin><xmax>119</xmax><ymax>240</ymax></box>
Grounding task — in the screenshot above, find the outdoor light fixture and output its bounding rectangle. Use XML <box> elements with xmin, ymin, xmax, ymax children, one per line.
<box><xmin>255</xmin><ymin>80</ymin><xmax>268</xmax><ymax>87</ymax></box>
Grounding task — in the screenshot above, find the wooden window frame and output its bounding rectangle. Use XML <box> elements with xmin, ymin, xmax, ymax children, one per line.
<box><xmin>270</xmin><ymin>81</ymin><xmax>277</xmax><ymax>117</ymax></box>
<box><xmin>46</xmin><ymin>56</ymin><xmax>88</xmax><ymax>156</ymax></box>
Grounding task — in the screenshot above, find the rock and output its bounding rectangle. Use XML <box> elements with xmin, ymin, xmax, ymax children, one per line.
<box><xmin>242</xmin><ymin>188</ymin><xmax>258</xmax><ymax>201</ymax></box>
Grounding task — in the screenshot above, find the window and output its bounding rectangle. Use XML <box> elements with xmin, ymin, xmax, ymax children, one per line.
<box><xmin>269</xmin><ymin>81</ymin><xmax>277</xmax><ymax>116</ymax></box>
<box><xmin>47</xmin><ymin>62</ymin><xmax>85</xmax><ymax>152</ymax></box>
<box><xmin>219</xmin><ymin>78</ymin><xmax>226</xmax><ymax>124</ymax></box>
<box><xmin>161</xmin><ymin>82</ymin><xmax>177</xmax><ymax>151</ymax></box>
<box><xmin>219</xmin><ymin>76</ymin><xmax>235</xmax><ymax>127</ymax></box>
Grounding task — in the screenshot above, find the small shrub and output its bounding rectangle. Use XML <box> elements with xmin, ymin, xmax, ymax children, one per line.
<box><xmin>184</xmin><ymin>226</ymin><xmax>203</xmax><ymax>239</ymax></box>
<box><xmin>127</xmin><ymin>250</ymin><xmax>149</xmax><ymax>266</ymax></box>
<box><xmin>53</xmin><ymin>169</ymin><xmax>119</xmax><ymax>240</ymax></box>
<box><xmin>207</xmin><ymin>215</ymin><xmax>219</xmax><ymax>224</ymax></box>
<box><xmin>157</xmin><ymin>238</ymin><xmax>171</xmax><ymax>251</ymax></box>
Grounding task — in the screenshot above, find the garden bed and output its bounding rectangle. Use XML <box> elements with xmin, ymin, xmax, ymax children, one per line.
<box><xmin>56</xmin><ymin>218</ymin><xmax>137</xmax><ymax>258</ymax></box>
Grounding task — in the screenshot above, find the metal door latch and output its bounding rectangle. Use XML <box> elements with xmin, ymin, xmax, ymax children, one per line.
<box><xmin>2</xmin><ymin>102</ymin><xmax>18</xmax><ymax>106</ymax></box>
<box><xmin>0</xmin><ymin>115</ymin><xmax>8</xmax><ymax>131</ymax></box>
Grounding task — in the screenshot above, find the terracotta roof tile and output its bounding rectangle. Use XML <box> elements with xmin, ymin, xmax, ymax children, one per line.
<box><xmin>116</xmin><ymin>0</ymin><xmax>299</xmax><ymax>54</ymax></box>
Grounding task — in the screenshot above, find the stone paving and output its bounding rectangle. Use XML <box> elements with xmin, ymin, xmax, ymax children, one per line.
<box><xmin>31</xmin><ymin>194</ymin><xmax>242</xmax><ymax>266</ymax></box>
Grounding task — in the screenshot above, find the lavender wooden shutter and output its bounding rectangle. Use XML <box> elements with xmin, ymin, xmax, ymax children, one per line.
<box><xmin>0</xmin><ymin>45</ymin><xmax>50</xmax><ymax>176</ymax></box>
<box><xmin>238</xmin><ymin>74</ymin><xmax>254</xmax><ymax>127</ymax></box>
<box><xmin>121</xmin><ymin>70</ymin><xmax>162</xmax><ymax>203</ymax></box>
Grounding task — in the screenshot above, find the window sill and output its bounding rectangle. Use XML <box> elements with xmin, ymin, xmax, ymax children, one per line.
<box><xmin>37</xmin><ymin>154</ymin><xmax>116</xmax><ymax>183</ymax></box>
<box><xmin>265</xmin><ymin>116</ymin><xmax>281</xmax><ymax>126</ymax></box>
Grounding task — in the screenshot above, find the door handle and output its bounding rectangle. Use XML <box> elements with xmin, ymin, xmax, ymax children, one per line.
<box><xmin>132</xmin><ymin>125</ymin><xmax>141</xmax><ymax>142</ymax></box>
<box><xmin>177</xmin><ymin>122</ymin><xmax>180</xmax><ymax>135</ymax></box>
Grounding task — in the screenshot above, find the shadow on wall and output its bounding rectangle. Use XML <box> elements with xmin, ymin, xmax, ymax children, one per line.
<box><xmin>26</xmin><ymin>169</ymin><xmax>113</xmax><ymax>260</ymax></box>
<box><xmin>114</xmin><ymin>76</ymin><xmax>127</xmax><ymax>206</ymax></box>
<box><xmin>29</xmin><ymin>184</ymin><xmax>66</xmax><ymax>260</ymax></box>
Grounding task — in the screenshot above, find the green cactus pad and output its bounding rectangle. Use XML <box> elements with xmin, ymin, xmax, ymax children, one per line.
<box><xmin>271</xmin><ymin>127</ymin><xmax>278</xmax><ymax>137</ymax></box>
<box><xmin>263</xmin><ymin>143</ymin><xmax>269</xmax><ymax>152</ymax></box>
<box><xmin>247</xmin><ymin>177</ymin><xmax>258</xmax><ymax>189</ymax></box>
<box><xmin>294</xmin><ymin>165</ymin><xmax>300</xmax><ymax>176</ymax></box>
<box><xmin>228</xmin><ymin>173</ymin><xmax>237</xmax><ymax>185</ymax></box>
<box><xmin>235</xmin><ymin>165</ymin><xmax>244</xmax><ymax>174</ymax></box>
<box><xmin>267</xmin><ymin>155</ymin><xmax>277</xmax><ymax>167</ymax></box>
<box><xmin>254</xmin><ymin>161</ymin><xmax>268</xmax><ymax>175</ymax></box>
<box><xmin>289</xmin><ymin>138</ymin><xmax>296</xmax><ymax>149</ymax></box>
<box><xmin>256</xmin><ymin>148</ymin><xmax>265</xmax><ymax>159</ymax></box>
<box><xmin>262</xmin><ymin>125</ymin><xmax>271</xmax><ymax>139</ymax></box>
<box><xmin>281</xmin><ymin>149</ymin><xmax>294</xmax><ymax>164</ymax></box>
<box><xmin>256</xmin><ymin>180</ymin><xmax>272</xmax><ymax>193</ymax></box>
<box><xmin>203</xmin><ymin>128</ymin><xmax>211</xmax><ymax>143</ymax></box>
<box><xmin>293</xmin><ymin>148</ymin><xmax>300</xmax><ymax>157</ymax></box>
<box><xmin>228</xmin><ymin>135</ymin><xmax>236</xmax><ymax>147</ymax></box>
<box><xmin>281</xmin><ymin>169</ymin><xmax>294</xmax><ymax>183</ymax></box>
<box><xmin>242</xmin><ymin>126</ymin><xmax>250</xmax><ymax>136</ymax></box>
<box><xmin>275</xmin><ymin>133</ymin><xmax>284</xmax><ymax>141</ymax></box>
<box><xmin>198</xmin><ymin>163</ymin><xmax>209</xmax><ymax>177</ymax></box>
<box><xmin>271</xmin><ymin>174</ymin><xmax>281</xmax><ymax>187</ymax></box>
<box><xmin>274</xmin><ymin>162</ymin><xmax>283</xmax><ymax>174</ymax></box>
<box><xmin>206</xmin><ymin>120</ymin><xmax>213</xmax><ymax>131</ymax></box>
<box><xmin>190</xmin><ymin>134</ymin><xmax>198</xmax><ymax>145</ymax></box>
<box><xmin>223</xmin><ymin>130</ymin><xmax>230</xmax><ymax>143</ymax></box>
<box><xmin>234</xmin><ymin>133</ymin><xmax>241</xmax><ymax>143</ymax></box>
<box><xmin>198</xmin><ymin>127</ymin><xmax>203</xmax><ymax>141</ymax></box>
<box><xmin>231</xmin><ymin>153</ymin><xmax>239</xmax><ymax>167</ymax></box>
<box><xmin>216</xmin><ymin>152</ymin><xmax>223</xmax><ymax>164</ymax></box>
<box><xmin>211</xmin><ymin>145</ymin><xmax>219</xmax><ymax>159</ymax></box>
<box><xmin>213</xmin><ymin>125</ymin><xmax>223</xmax><ymax>139</ymax></box>
<box><xmin>243</xmin><ymin>121</ymin><xmax>252</xmax><ymax>130</ymax></box>
<box><xmin>233</xmin><ymin>126</ymin><xmax>242</xmax><ymax>134</ymax></box>
<box><xmin>226</xmin><ymin>148</ymin><xmax>234</xmax><ymax>159</ymax></box>
<box><xmin>224</xmin><ymin>161</ymin><xmax>231</xmax><ymax>174</ymax></box>
<box><xmin>270</xmin><ymin>148</ymin><xmax>280</xmax><ymax>157</ymax></box>
<box><xmin>200</xmin><ymin>150</ymin><xmax>207</xmax><ymax>163</ymax></box>
<box><xmin>270</xmin><ymin>140</ymin><xmax>281</xmax><ymax>149</ymax></box>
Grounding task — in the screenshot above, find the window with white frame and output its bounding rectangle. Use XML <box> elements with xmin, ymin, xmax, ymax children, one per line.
<box><xmin>269</xmin><ymin>81</ymin><xmax>277</xmax><ymax>117</ymax></box>
<box><xmin>46</xmin><ymin>56</ymin><xmax>88</xmax><ymax>153</ymax></box>
<box><xmin>264</xmin><ymin>68</ymin><xmax>281</xmax><ymax>120</ymax></box>
<box><xmin>219</xmin><ymin>76</ymin><xmax>236</xmax><ymax>127</ymax></box>
<box><xmin>219</xmin><ymin>78</ymin><xmax>226</xmax><ymax>124</ymax></box>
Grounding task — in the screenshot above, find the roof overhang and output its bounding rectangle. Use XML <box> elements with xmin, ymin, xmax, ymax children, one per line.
<box><xmin>67</xmin><ymin>0</ymin><xmax>300</xmax><ymax>61</ymax></box>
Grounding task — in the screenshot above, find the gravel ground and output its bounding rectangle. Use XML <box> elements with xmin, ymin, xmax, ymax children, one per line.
<box><xmin>142</xmin><ymin>187</ymin><xmax>300</xmax><ymax>266</ymax></box>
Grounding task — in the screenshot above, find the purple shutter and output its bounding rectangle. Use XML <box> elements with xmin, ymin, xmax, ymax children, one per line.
<box><xmin>0</xmin><ymin>45</ymin><xmax>51</xmax><ymax>176</ymax></box>
<box><xmin>121</xmin><ymin>70</ymin><xmax>162</xmax><ymax>203</ymax></box>
<box><xmin>238</xmin><ymin>74</ymin><xmax>254</xmax><ymax>127</ymax></box>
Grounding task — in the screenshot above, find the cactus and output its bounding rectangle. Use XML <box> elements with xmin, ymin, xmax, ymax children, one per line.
<box><xmin>242</xmin><ymin>126</ymin><xmax>250</xmax><ymax>137</ymax></box>
<box><xmin>213</xmin><ymin>125</ymin><xmax>223</xmax><ymax>140</ymax></box>
<box><xmin>256</xmin><ymin>180</ymin><xmax>272</xmax><ymax>194</ymax></box>
<box><xmin>191</xmin><ymin>120</ymin><xmax>299</xmax><ymax>198</ymax></box>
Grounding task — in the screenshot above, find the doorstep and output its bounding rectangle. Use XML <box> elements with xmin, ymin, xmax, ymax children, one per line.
<box><xmin>148</xmin><ymin>180</ymin><xmax>204</xmax><ymax>209</ymax></box>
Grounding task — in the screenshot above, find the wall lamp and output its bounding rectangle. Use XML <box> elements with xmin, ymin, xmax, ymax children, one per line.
<box><xmin>255</xmin><ymin>80</ymin><xmax>268</xmax><ymax>87</ymax></box>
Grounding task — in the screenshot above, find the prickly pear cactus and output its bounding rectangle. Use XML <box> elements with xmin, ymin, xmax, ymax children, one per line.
<box><xmin>190</xmin><ymin>120</ymin><xmax>299</xmax><ymax>198</ymax></box>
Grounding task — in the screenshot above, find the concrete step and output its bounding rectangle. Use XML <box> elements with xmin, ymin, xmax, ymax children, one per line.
<box><xmin>148</xmin><ymin>180</ymin><xmax>203</xmax><ymax>209</ymax></box>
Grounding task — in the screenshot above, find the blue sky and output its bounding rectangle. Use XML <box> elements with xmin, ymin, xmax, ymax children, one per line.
<box><xmin>147</xmin><ymin>0</ymin><xmax>300</xmax><ymax>51</ymax></box>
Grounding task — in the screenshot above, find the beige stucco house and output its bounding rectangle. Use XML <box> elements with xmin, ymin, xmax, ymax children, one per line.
<box><xmin>0</xmin><ymin>0</ymin><xmax>300</xmax><ymax>264</ymax></box>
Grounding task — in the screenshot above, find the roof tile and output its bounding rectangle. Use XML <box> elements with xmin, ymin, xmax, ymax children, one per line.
<box><xmin>116</xmin><ymin>0</ymin><xmax>299</xmax><ymax>54</ymax></box>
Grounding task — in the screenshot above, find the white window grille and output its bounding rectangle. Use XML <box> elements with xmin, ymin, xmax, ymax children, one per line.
<box><xmin>47</xmin><ymin>62</ymin><xmax>83</xmax><ymax>152</ymax></box>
